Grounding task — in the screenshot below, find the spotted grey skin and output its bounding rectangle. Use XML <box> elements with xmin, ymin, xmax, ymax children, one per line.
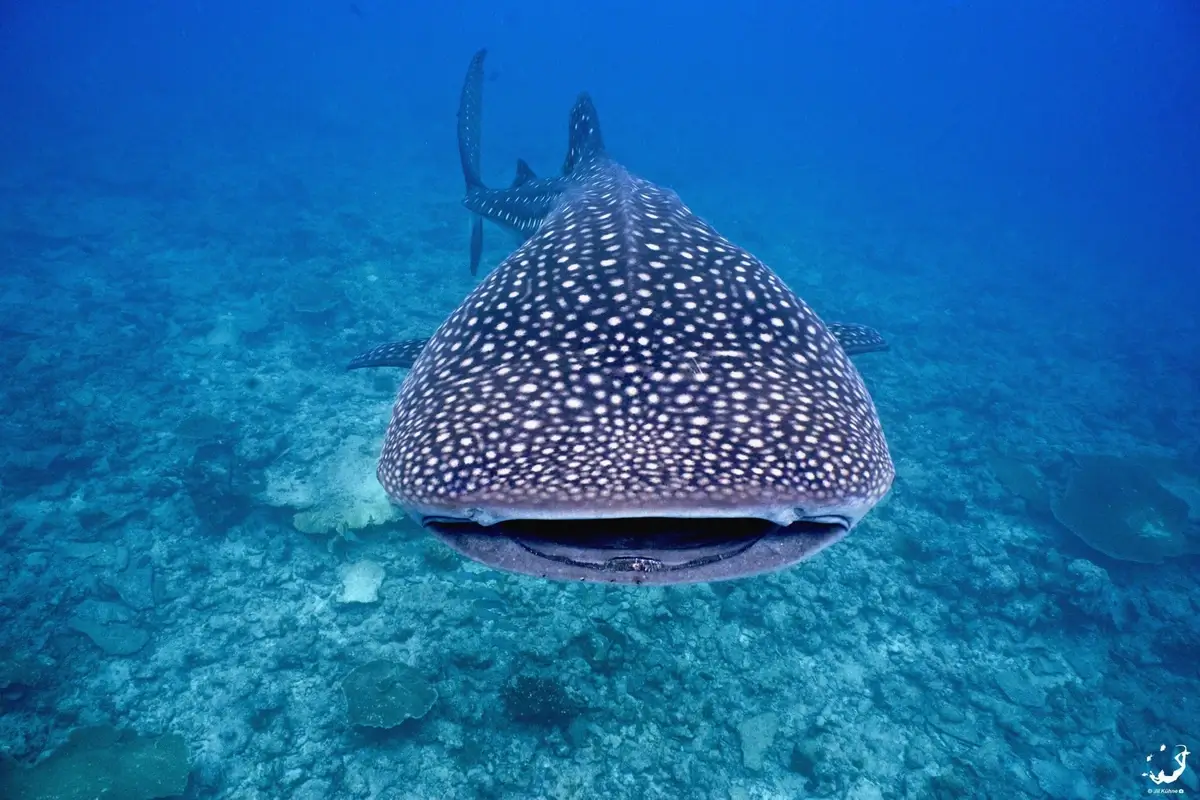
<box><xmin>347</xmin><ymin>339</ymin><xmax>430</xmax><ymax>370</ymax></box>
<box><xmin>464</xmin><ymin>176</ymin><xmax>570</xmax><ymax>240</ymax></box>
<box><xmin>376</xmin><ymin>60</ymin><xmax>894</xmax><ymax>584</ymax></box>
<box><xmin>824</xmin><ymin>322</ymin><xmax>890</xmax><ymax>356</ymax></box>
<box><xmin>459</xmin><ymin>48</ymin><xmax>573</xmax><ymax>275</ymax></box>
<box><xmin>349</xmin><ymin>321</ymin><xmax>889</xmax><ymax>371</ymax></box>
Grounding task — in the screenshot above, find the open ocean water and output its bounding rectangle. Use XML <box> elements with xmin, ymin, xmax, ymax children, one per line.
<box><xmin>1</xmin><ymin>2</ymin><xmax>1197</xmax><ymax>798</ymax></box>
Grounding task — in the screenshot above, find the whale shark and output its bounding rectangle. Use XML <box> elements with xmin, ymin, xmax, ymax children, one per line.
<box><xmin>363</xmin><ymin>51</ymin><xmax>895</xmax><ymax>584</ymax></box>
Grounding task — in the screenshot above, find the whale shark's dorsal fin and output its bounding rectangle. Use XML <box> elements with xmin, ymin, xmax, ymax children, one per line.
<box><xmin>511</xmin><ymin>159</ymin><xmax>537</xmax><ymax>188</ymax></box>
<box><xmin>562</xmin><ymin>93</ymin><xmax>605</xmax><ymax>175</ymax></box>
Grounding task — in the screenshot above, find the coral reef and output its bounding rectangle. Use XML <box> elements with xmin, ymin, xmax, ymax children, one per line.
<box><xmin>500</xmin><ymin>675</ymin><xmax>585</xmax><ymax>728</ymax></box>
<box><xmin>0</xmin><ymin>64</ymin><xmax>1195</xmax><ymax>799</ymax></box>
<box><xmin>1052</xmin><ymin>454</ymin><xmax>1196</xmax><ymax>563</ymax></box>
<box><xmin>0</xmin><ymin>726</ymin><xmax>189</xmax><ymax>800</ymax></box>
<box><xmin>341</xmin><ymin>660</ymin><xmax>437</xmax><ymax>729</ymax></box>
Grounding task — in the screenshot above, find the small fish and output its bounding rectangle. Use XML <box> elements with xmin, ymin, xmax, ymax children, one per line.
<box><xmin>369</xmin><ymin>51</ymin><xmax>894</xmax><ymax>585</ymax></box>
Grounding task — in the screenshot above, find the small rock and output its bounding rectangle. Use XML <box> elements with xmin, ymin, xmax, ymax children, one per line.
<box><xmin>24</xmin><ymin>551</ymin><xmax>49</xmax><ymax>574</ymax></box>
<box><xmin>61</xmin><ymin>542</ymin><xmax>119</xmax><ymax>567</ymax></box>
<box><xmin>110</xmin><ymin>565</ymin><xmax>156</xmax><ymax>610</ymax></box>
<box><xmin>928</xmin><ymin>715</ymin><xmax>981</xmax><ymax>746</ymax></box>
<box><xmin>995</xmin><ymin>668</ymin><xmax>1046</xmax><ymax>708</ymax></box>
<box><xmin>1032</xmin><ymin>756</ymin><xmax>1089</xmax><ymax>798</ymax></box>
<box><xmin>69</xmin><ymin>618</ymin><xmax>149</xmax><ymax>656</ymax></box>
<box><xmin>1066</xmin><ymin>559</ymin><xmax>1125</xmax><ymax>625</ymax></box>
<box><xmin>736</xmin><ymin>712</ymin><xmax>779</xmax><ymax>771</ymax></box>
<box><xmin>338</xmin><ymin>560</ymin><xmax>385</xmax><ymax>604</ymax></box>
<box><xmin>846</xmin><ymin>779</ymin><xmax>885</xmax><ymax>800</ymax></box>
<box><xmin>67</xmin><ymin>599</ymin><xmax>150</xmax><ymax>656</ymax></box>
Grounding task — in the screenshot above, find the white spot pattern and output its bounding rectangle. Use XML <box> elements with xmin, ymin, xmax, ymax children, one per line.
<box><xmin>379</xmin><ymin>158</ymin><xmax>893</xmax><ymax>518</ymax></box>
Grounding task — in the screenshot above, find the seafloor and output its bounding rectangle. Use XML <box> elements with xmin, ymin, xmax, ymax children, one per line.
<box><xmin>1</xmin><ymin>134</ymin><xmax>1197</xmax><ymax>800</ymax></box>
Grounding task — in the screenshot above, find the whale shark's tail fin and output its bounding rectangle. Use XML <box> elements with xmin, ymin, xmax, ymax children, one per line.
<box><xmin>562</xmin><ymin>93</ymin><xmax>606</xmax><ymax>175</ymax></box>
<box><xmin>458</xmin><ymin>49</ymin><xmax>486</xmax><ymax>190</ymax></box>
<box><xmin>457</xmin><ymin>50</ymin><xmax>596</xmax><ymax>275</ymax></box>
<box><xmin>458</xmin><ymin>49</ymin><xmax>487</xmax><ymax>275</ymax></box>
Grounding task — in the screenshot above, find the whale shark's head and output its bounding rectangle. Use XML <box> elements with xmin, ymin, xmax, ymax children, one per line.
<box><xmin>378</xmin><ymin>98</ymin><xmax>892</xmax><ymax>583</ymax></box>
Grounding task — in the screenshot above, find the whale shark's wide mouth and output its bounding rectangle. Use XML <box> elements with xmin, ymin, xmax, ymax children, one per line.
<box><xmin>421</xmin><ymin>515</ymin><xmax>851</xmax><ymax>585</ymax></box>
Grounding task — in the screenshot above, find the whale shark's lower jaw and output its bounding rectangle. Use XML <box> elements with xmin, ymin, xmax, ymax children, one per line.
<box><xmin>415</xmin><ymin>512</ymin><xmax>853</xmax><ymax>585</ymax></box>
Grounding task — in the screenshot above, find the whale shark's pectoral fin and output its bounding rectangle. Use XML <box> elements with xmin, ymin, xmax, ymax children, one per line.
<box><xmin>347</xmin><ymin>339</ymin><xmax>431</xmax><ymax>370</ymax></box>
<box><xmin>348</xmin><ymin>325</ymin><xmax>889</xmax><ymax>373</ymax></box>
<box><xmin>511</xmin><ymin>159</ymin><xmax>537</xmax><ymax>188</ymax></box>
<box><xmin>827</xmin><ymin>322</ymin><xmax>890</xmax><ymax>356</ymax></box>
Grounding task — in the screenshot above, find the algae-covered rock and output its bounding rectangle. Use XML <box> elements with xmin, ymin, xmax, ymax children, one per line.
<box><xmin>341</xmin><ymin>660</ymin><xmax>437</xmax><ymax>728</ymax></box>
<box><xmin>67</xmin><ymin>600</ymin><xmax>150</xmax><ymax>656</ymax></box>
<box><xmin>737</xmin><ymin>711</ymin><xmax>779</xmax><ymax>771</ymax></box>
<box><xmin>292</xmin><ymin>499</ymin><xmax>396</xmax><ymax>538</ymax></box>
<box><xmin>987</xmin><ymin>453</ymin><xmax>1053</xmax><ymax>516</ymax></box>
<box><xmin>1052</xmin><ymin>455</ymin><xmax>1196</xmax><ymax>564</ymax></box>
<box><xmin>0</xmin><ymin>648</ymin><xmax>47</xmax><ymax>691</ymax></box>
<box><xmin>68</xmin><ymin>619</ymin><xmax>149</xmax><ymax>656</ymax></box>
<box><xmin>338</xmin><ymin>560</ymin><xmax>385</xmax><ymax>604</ymax></box>
<box><xmin>108</xmin><ymin>564</ymin><xmax>156</xmax><ymax>611</ymax></box>
<box><xmin>174</xmin><ymin>412</ymin><xmax>236</xmax><ymax>443</ymax></box>
<box><xmin>263</xmin><ymin>436</ymin><xmax>400</xmax><ymax>541</ymax></box>
<box><xmin>288</xmin><ymin>282</ymin><xmax>346</xmax><ymax>328</ymax></box>
<box><xmin>0</xmin><ymin>726</ymin><xmax>190</xmax><ymax>800</ymax></box>
<box><xmin>500</xmin><ymin>675</ymin><xmax>584</xmax><ymax>728</ymax></box>
<box><xmin>1142</xmin><ymin>456</ymin><xmax>1200</xmax><ymax>522</ymax></box>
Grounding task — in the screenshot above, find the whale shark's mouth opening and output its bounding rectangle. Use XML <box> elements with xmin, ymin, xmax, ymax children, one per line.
<box><xmin>422</xmin><ymin>516</ymin><xmax>850</xmax><ymax>585</ymax></box>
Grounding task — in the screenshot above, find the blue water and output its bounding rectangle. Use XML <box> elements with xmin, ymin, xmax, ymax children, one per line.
<box><xmin>1</xmin><ymin>2</ymin><xmax>1197</xmax><ymax>798</ymax></box>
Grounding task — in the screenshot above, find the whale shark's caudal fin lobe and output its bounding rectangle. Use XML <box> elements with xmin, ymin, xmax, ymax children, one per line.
<box><xmin>511</xmin><ymin>159</ymin><xmax>537</xmax><ymax>188</ymax></box>
<box><xmin>458</xmin><ymin>48</ymin><xmax>487</xmax><ymax>275</ymax></box>
<box><xmin>562</xmin><ymin>93</ymin><xmax>605</xmax><ymax>175</ymax></box>
<box><xmin>458</xmin><ymin>49</ymin><xmax>486</xmax><ymax>190</ymax></box>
